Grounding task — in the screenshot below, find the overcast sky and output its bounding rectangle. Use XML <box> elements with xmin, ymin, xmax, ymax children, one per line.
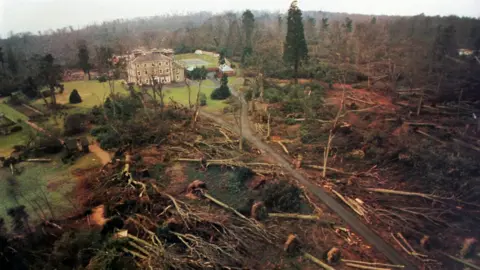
<box><xmin>1</xmin><ymin>0</ymin><xmax>479</xmax><ymax>36</ymax></box>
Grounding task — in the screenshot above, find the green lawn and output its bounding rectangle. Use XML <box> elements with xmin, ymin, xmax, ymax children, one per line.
<box><xmin>0</xmin><ymin>122</ymin><xmax>34</xmax><ymax>156</ymax></box>
<box><xmin>28</xmin><ymin>79</ymin><xmax>227</xmax><ymax>133</ymax></box>
<box><xmin>0</xmin><ymin>103</ymin><xmax>29</xmax><ymax>122</ymax></box>
<box><xmin>0</xmin><ymin>153</ymin><xmax>102</xmax><ymax>228</ymax></box>
<box><xmin>174</xmin><ymin>53</ymin><xmax>219</xmax><ymax>68</ymax></box>
<box><xmin>164</xmin><ymin>80</ymin><xmax>228</xmax><ymax>111</ymax></box>
<box><xmin>35</xmin><ymin>80</ymin><xmax>128</xmax><ymax>111</ymax></box>
<box><xmin>0</xmin><ymin>103</ymin><xmax>32</xmax><ymax>156</ymax></box>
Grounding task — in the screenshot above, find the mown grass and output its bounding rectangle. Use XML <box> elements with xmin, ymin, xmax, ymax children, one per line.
<box><xmin>0</xmin><ymin>103</ymin><xmax>29</xmax><ymax>122</ymax></box>
<box><xmin>174</xmin><ymin>53</ymin><xmax>218</xmax><ymax>68</ymax></box>
<box><xmin>35</xmin><ymin>80</ymin><xmax>128</xmax><ymax>110</ymax></box>
<box><xmin>164</xmin><ymin>80</ymin><xmax>228</xmax><ymax>111</ymax></box>
<box><xmin>0</xmin><ymin>153</ymin><xmax>102</xmax><ymax>229</ymax></box>
<box><xmin>0</xmin><ymin>122</ymin><xmax>34</xmax><ymax>156</ymax></box>
<box><xmin>0</xmin><ymin>103</ymin><xmax>33</xmax><ymax>156</ymax></box>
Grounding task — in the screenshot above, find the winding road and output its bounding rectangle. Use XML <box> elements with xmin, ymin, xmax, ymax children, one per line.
<box><xmin>200</xmin><ymin>85</ymin><xmax>416</xmax><ymax>269</ymax></box>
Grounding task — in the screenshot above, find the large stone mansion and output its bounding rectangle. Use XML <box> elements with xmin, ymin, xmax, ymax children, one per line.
<box><xmin>127</xmin><ymin>49</ymin><xmax>185</xmax><ymax>85</ymax></box>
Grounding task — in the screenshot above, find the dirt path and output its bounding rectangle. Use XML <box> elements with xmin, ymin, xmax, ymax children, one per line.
<box><xmin>199</xmin><ymin>88</ymin><xmax>416</xmax><ymax>269</ymax></box>
<box><xmin>89</xmin><ymin>144</ymin><xmax>112</xmax><ymax>165</ymax></box>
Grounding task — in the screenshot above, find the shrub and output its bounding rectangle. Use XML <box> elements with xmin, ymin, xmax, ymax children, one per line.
<box><xmin>64</xmin><ymin>113</ymin><xmax>87</xmax><ymax>136</ymax></box>
<box><xmin>282</xmin><ymin>99</ymin><xmax>303</xmax><ymax>114</ymax></box>
<box><xmin>90</xmin><ymin>105</ymin><xmax>105</xmax><ymax>124</ymax></box>
<box><xmin>211</xmin><ymin>85</ymin><xmax>231</xmax><ymax>100</ymax></box>
<box><xmin>10</xmin><ymin>126</ymin><xmax>22</xmax><ymax>133</ymax></box>
<box><xmin>199</xmin><ymin>93</ymin><xmax>207</xmax><ymax>106</ymax></box>
<box><xmin>97</xmin><ymin>75</ymin><xmax>108</xmax><ymax>83</ymax></box>
<box><xmin>285</xmin><ymin>118</ymin><xmax>297</xmax><ymax>125</ymax></box>
<box><xmin>97</xmin><ymin>129</ymin><xmax>121</xmax><ymax>149</ymax></box>
<box><xmin>69</xmin><ymin>89</ymin><xmax>82</xmax><ymax>104</ymax></box>
<box><xmin>263</xmin><ymin>88</ymin><xmax>284</xmax><ymax>103</ymax></box>
<box><xmin>90</xmin><ymin>126</ymin><xmax>109</xmax><ymax>136</ymax></box>
<box><xmin>262</xmin><ymin>182</ymin><xmax>303</xmax><ymax>213</ymax></box>
<box><xmin>35</xmin><ymin>137</ymin><xmax>63</xmax><ymax>154</ymax></box>
<box><xmin>41</xmin><ymin>90</ymin><xmax>52</xmax><ymax>98</ymax></box>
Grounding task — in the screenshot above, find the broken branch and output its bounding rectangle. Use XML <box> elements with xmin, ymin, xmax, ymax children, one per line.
<box><xmin>304</xmin><ymin>252</ymin><xmax>336</xmax><ymax>270</ymax></box>
<box><xmin>341</xmin><ymin>259</ymin><xmax>404</xmax><ymax>269</ymax></box>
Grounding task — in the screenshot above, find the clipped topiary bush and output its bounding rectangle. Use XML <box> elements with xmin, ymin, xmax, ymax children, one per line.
<box><xmin>69</xmin><ymin>89</ymin><xmax>82</xmax><ymax>104</ymax></box>
<box><xmin>211</xmin><ymin>85</ymin><xmax>231</xmax><ymax>100</ymax></box>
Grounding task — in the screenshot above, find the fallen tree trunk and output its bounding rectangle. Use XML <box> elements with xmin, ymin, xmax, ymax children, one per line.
<box><xmin>341</xmin><ymin>259</ymin><xmax>405</xmax><ymax>269</ymax></box>
<box><xmin>304</xmin><ymin>253</ymin><xmax>336</xmax><ymax>270</ymax></box>
<box><xmin>440</xmin><ymin>252</ymin><xmax>480</xmax><ymax>270</ymax></box>
<box><xmin>304</xmin><ymin>164</ymin><xmax>356</xmax><ymax>175</ymax></box>
<box><xmin>268</xmin><ymin>213</ymin><xmax>321</xmax><ymax>221</ymax></box>
<box><xmin>26</xmin><ymin>158</ymin><xmax>52</xmax><ymax>163</ymax></box>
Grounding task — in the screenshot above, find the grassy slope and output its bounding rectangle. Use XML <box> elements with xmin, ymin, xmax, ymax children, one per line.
<box><xmin>0</xmin><ymin>103</ymin><xmax>29</xmax><ymax>122</ymax></box>
<box><xmin>0</xmin><ymin>103</ymin><xmax>32</xmax><ymax>156</ymax></box>
<box><xmin>174</xmin><ymin>53</ymin><xmax>218</xmax><ymax>68</ymax></box>
<box><xmin>35</xmin><ymin>80</ymin><xmax>128</xmax><ymax>112</ymax></box>
<box><xmin>0</xmin><ymin>153</ymin><xmax>102</xmax><ymax>227</ymax></box>
<box><xmin>164</xmin><ymin>80</ymin><xmax>227</xmax><ymax>110</ymax></box>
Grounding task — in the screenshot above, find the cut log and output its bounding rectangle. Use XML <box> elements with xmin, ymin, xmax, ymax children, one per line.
<box><xmin>251</xmin><ymin>201</ymin><xmax>268</xmax><ymax>221</ymax></box>
<box><xmin>460</xmin><ymin>238</ymin><xmax>477</xmax><ymax>258</ymax></box>
<box><xmin>284</xmin><ymin>234</ymin><xmax>301</xmax><ymax>254</ymax></box>
<box><xmin>326</xmin><ymin>247</ymin><xmax>341</xmax><ymax>264</ymax></box>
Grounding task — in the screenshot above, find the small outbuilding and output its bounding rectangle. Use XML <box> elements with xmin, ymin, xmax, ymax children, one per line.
<box><xmin>217</xmin><ymin>64</ymin><xmax>236</xmax><ymax>77</ymax></box>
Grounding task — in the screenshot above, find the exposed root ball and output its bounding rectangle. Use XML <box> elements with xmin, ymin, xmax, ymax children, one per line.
<box><xmin>284</xmin><ymin>234</ymin><xmax>302</xmax><ymax>255</ymax></box>
<box><xmin>250</xmin><ymin>201</ymin><xmax>268</xmax><ymax>221</ymax></box>
<box><xmin>460</xmin><ymin>238</ymin><xmax>477</xmax><ymax>258</ymax></box>
<box><xmin>186</xmin><ymin>180</ymin><xmax>207</xmax><ymax>199</ymax></box>
<box><xmin>325</xmin><ymin>247</ymin><xmax>341</xmax><ymax>264</ymax></box>
<box><xmin>101</xmin><ymin>216</ymin><xmax>124</xmax><ymax>236</ymax></box>
<box><xmin>420</xmin><ymin>235</ymin><xmax>430</xmax><ymax>250</ymax></box>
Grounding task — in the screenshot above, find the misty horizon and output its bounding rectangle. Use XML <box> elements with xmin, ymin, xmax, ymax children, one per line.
<box><xmin>1</xmin><ymin>0</ymin><xmax>480</xmax><ymax>37</ymax></box>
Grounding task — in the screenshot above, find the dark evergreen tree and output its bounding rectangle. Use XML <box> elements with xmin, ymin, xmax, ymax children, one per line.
<box><xmin>218</xmin><ymin>48</ymin><xmax>227</xmax><ymax>65</ymax></box>
<box><xmin>321</xmin><ymin>18</ymin><xmax>329</xmax><ymax>30</ymax></box>
<box><xmin>6</xmin><ymin>46</ymin><xmax>18</xmax><ymax>75</ymax></box>
<box><xmin>0</xmin><ymin>47</ymin><xmax>4</xmax><ymax>69</ymax></box>
<box><xmin>77</xmin><ymin>41</ymin><xmax>91</xmax><ymax>80</ymax></box>
<box><xmin>189</xmin><ymin>66</ymin><xmax>208</xmax><ymax>80</ymax></box>
<box><xmin>69</xmin><ymin>89</ymin><xmax>82</xmax><ymax>104</ymax></box>
<box><xmin>39</xmin><ymin>54</ymin><xmax>62</xmax><ymax>106</ymax></box>
<box><xmin>242</xmin><ymin>10</ymin><xmax>255</xmax><ymax>65</ymax></box>
<box><xmin>211</xmin><ymin>74</ymin><xmax>231</xmax><ymax>100</ymax></box>
<box><xmin>344</xmin><ymin>17</ymin><xmax>353</xmax><ymax>33</ymax></box>
<box><xmin>283</xmin><ymin>0</ymin><xmax>308</xmax><ymax>84</ymax></box>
